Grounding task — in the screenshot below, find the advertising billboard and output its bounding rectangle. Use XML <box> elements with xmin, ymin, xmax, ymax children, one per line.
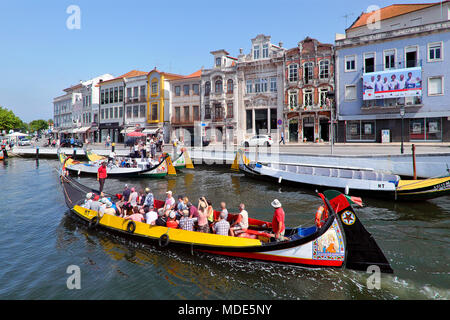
<box><xmin>363</xmin><ymin>67</ymin><xmax>422</xmax><ymax>100</ymax></box>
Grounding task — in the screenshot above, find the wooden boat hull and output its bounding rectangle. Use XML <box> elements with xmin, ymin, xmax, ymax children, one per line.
<box><xmin>59</xmin><ymin>174</ymin><xmax>393</xmax><ymax>273</ymax></box>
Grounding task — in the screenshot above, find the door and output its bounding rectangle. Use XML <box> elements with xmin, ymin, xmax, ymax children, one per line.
<box><xmin>289</xmin><ymin>119</ymin><xmax>298</xmax><ymax>142</ymax></box>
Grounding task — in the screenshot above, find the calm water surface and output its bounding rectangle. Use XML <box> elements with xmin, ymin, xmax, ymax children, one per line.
<box><xmin>0</xmin><ymin>158</ymin><xmax>449</xmax><ymax>299</ymax></box>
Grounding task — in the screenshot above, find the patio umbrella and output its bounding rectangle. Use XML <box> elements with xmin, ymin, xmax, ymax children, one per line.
<box><xmin>127</xmin><ymin>131</ymin><xmax>146</xmax><ymax>137</ymax></box>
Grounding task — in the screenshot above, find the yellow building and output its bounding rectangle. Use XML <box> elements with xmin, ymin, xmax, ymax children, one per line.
<box><xmin>147</xmin><ymin>68</ymin><xmax>184</xmax><ymax>140</ymax></box>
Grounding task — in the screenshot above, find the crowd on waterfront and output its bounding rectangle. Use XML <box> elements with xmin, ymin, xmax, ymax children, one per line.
<box><xmin>81</xmin><ymin>184</ymin><xmax>287</xmax><ymax>240</ymax></box>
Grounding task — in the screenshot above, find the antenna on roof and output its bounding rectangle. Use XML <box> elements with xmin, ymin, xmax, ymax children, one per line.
<box><xmin>342</xmin><ymin>13</ymin><xmax>354</xmax><ymax>29</ymax></box>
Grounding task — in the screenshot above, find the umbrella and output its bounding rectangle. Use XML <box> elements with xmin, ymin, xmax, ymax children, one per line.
<box><xmin>127</xmin><ymin>131</ymin><xmax>146</xmax><ymax>137</ymax></box>
<box><xmin>7</xmin><ymin>132</ymin><xmax>27</xmax><ymax>137</ymax></box>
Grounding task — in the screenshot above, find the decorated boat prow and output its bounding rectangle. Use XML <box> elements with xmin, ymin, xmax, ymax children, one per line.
<box><xmin>172</xmin><ymin>148</ymin><xmax>194</xmax><ymax>170</ymax></box>
<box><xmin>59</xmin><ymin>172</ymin><xmax>393</xmax><ymax>273</ymax></box>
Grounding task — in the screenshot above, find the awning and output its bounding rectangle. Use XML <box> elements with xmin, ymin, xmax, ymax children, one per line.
<box><xmin>142</xmin><ymin>128</ymin><xmax>160</xmax><ymax>134</ymax></box>
<box><xmin>74</xmin><ymin>126</ymin><xmax>91</xmax><ymax>133</ymax></box>
<box><xmin>121</xmin><ymin>127</ymin><xmax>137</xmax><ymax>134</ymax></box>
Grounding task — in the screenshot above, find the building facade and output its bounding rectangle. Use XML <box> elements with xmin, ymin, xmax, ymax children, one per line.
<box><xmin>284</xmin><ymin>37</ymin><xmax>335</xmax><ymax>143</ymax></box>
<box><xmin>123</xmin><ymin>71</ymin><xmax>149</xmax><ymax>135</ymax></box>
<box><xmin>237</xmin><ymin>34</ymin><xmax>285</xmax><ymax>142</ymax></box>
<box><xmin>170</xmin><ymin>69</ymin><xmax>202</xmax><ymax>145</ymax></box>
<box><xmin>201</xmin><ymin>50</ymin><xmax>239</xmax><ymax>144</ymax></box>
<box><xmin>335</xmin><ymin>2</ymin><xmax>450</xmax><ymax>143</ymax></box>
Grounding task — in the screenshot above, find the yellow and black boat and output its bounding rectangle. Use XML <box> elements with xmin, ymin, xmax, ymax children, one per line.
<box><xmin>59</xmin><ymin>173</ymin><xmax>393</xmax><ymax>273</ymax></box>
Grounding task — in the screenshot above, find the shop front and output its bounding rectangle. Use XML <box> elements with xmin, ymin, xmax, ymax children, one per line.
<box><xmin>99</xmin><ymin>122</ymin><xmax>123</xmax><ymax>144</ymax></box>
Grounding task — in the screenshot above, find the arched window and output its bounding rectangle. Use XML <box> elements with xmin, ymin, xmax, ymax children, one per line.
<box><xmin>304</xmin><ymin>62</ymin><xmax>314</xmax><ymax>84</ymax></box>
<box><xmin>215</xmin><ymin>78</ymin><xmax>223</xmax><ymax>93</ymax></box>
<box><xmin>227</xmin><ymin>79</ymin><xmax>233</xmax><ymax>93</ymax></box>
<box><xmin>319</xmin><ymin>60</ymin><xmax>330</xmax><ymax>79</ymax></box>
<box><xmin>205</xmin><ymin>81</ymin><xmax>211</xmax><ymax>96</ymax></box>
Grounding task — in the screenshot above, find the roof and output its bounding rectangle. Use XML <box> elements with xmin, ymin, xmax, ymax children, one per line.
<box><xmin>348</xmin><ymin>1</ymin><xmax>447</xmax><ymax>30</ymax></box>
<box><xmin>149</xmin><ymin>68</ymin><xmax>185</xmax><ymax>80</ymax></box>
<box><xmin>168</xmin><ymin>69</ymin><xmax>203</xmax><ymax>82</ymax></box>
<box><xmin>96</xmin><ymin>70</ymin><xmax>147</xmax><ymax>86</ymax></box>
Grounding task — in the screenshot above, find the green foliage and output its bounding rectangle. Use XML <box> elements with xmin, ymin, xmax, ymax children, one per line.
<box><xmin>0</xmin><ymin>106</ymin><xmax>25</xmax><ymax>132</ymax></box>
<box><xmin>29</xmin><ymin>119</ymin><xmax>49</xmax><ymax>133</ymax></box>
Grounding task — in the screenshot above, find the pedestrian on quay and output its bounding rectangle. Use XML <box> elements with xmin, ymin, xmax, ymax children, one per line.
<box><xmin>279</xmin><ymin>131</ymin><xmax>285</xmax><ymax>145</ymax></box>
<box><xmin>97</xmin><ymin>161</ymin><xmax>107</xmax><ymax>193</ymax></box>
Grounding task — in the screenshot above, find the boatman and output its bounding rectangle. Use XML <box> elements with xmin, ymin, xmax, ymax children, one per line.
<box><xmin>271</xmin><ymin>199</ymin><xmax>286</xmax><ymax>241</ymax></box>
<box><xmin>97</xmin><ymin>162</ymin><xmax>107</xmax><ymax>193</ymax></box>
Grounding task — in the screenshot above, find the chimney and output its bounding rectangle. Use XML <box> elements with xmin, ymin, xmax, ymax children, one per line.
<box><xmin>279</xmin><ymin>41</ymin><xmax>283</xmax><ymax>48</ymax></box>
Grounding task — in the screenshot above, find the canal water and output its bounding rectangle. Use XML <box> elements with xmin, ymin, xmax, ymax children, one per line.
<box><xmin>0</xmin><ymin>158</ymin><xmax>449</xmax><ymax>300</ymax></box>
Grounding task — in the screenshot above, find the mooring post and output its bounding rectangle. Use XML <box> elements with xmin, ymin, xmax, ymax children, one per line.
<box><xmin>412</xmin><ymin>144</ymin><xmax>417</xmax><ymax>180</ymax></box>
<box><xmin>36</xmin><ymin>146</ymin><xmax>39</xmax><ymax>160</ymax></box>
<box><xmin>73</xmin><ymin>147</ymin><xmax>77</xmax><ymax>160</ymax></box>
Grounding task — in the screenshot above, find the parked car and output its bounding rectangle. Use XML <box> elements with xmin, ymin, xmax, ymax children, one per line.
<box><xmin>17</xmin><ymin>138</ymin><xmax>31</xmax><ymax>146</ymax></box>
<box><xmin>60</xmin><ymin>138</ymin><xmax>83</xmax><ymax>148</ymax></box>
<box><xmin>242</xmin><ymin>135</ymin><xmax>273</xmax><ymax>148</ymax></box>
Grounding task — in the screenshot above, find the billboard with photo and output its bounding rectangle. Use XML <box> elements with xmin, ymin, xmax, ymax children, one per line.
<box><xmin>363</xmin><ymin>67</ymin><xmax>422</xmax><ymax>100</ymax></box>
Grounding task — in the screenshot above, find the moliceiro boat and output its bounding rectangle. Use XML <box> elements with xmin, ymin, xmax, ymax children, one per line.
<box><xmin>171</xmin><ymin>148</ymin><xmax>194</xmax><ymax>170</ymax></box>
<box><xmin>59</xmin><ymin>173</ymin><xmax>393</xmax><ymax>273</ymax></box>
<box><xmin>58</xmin><ymin>149</ymin><xmax>173</xmax><ymax>178</ymax></box>
<box><xmin>234</xmin><ymin>150</ymin><xmax>450</xmax><ymax>201</ymax></box>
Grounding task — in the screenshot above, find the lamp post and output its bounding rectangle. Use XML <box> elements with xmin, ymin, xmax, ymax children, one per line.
<box><xmin>400</xmin><ymin>106</ymin><xmax>405</xmax><ymax>154</ymax></box>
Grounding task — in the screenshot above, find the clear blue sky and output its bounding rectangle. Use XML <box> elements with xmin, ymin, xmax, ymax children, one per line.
<box><xmin>0</xmin><ymin>0</ymin><xmax>435</xmax><ymax>122</ymax></box>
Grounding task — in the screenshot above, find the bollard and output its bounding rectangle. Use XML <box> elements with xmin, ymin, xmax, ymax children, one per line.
<box><xmin>73</xmin><ymin>147</ymin><xmax>77</xmax><ymax>160</ymax></box>
<box><xmin>111</xmin><ymin>142</ymin><xmax>115</xmax><ymax>153</ymax></box>
<box><xmin>412</xmin><ymin>144</ymin><xmax>417</xmax><ymax>180</ymax></box>
<box><xmin>36</xmin><ymin>146</ymin><xmax>39</xmax><ymax>160</ymax></box>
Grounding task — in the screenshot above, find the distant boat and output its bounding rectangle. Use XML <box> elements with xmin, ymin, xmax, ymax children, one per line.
<box><xmin>234</xmin><ymin>150</ymin><xmax>450</xmax><ymax>201</ymax></box>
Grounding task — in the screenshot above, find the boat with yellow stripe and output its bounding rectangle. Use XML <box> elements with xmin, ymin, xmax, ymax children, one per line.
<box><xmin>233</xmin><ymin>149</ymin><xmax>450</xmax><ymax>201</ymax></box>
<box><xmin>59</xmin><ymin>173</ymin><xmax>393</xmax><ymax>273</ymax></box>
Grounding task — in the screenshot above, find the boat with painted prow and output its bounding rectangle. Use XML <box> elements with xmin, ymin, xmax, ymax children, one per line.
<box><xmin>59</xmin><ymin>173</ymin><xmax>393</xmax><ymax>273</ymax></box>
<box><xmin>234</xmin><ymin>150</ymin><xmax>450</xmax><ymax>201</ymax></box>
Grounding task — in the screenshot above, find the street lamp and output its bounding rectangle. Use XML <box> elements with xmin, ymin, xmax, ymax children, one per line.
<box><xmin>400</xmin><ymin>106</ymin><xmax>405</xmax><ymax>154</ymax></box>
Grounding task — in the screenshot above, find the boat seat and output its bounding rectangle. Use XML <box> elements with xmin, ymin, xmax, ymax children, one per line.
<box><xmin>290</xmin><ymin>226</ymin><xmax>317</xmax><ymax>241</ymax></box>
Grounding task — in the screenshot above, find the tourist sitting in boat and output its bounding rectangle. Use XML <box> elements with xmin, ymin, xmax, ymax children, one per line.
<box><xmin>230</xmin><ymin>204</ymin><xmax>249</xmax><ymax>237</ymax></box>
<box><xmin>271</xmin><ymin>199</ymin><xmax>286</xmax><ymax>241</ymax></box>
<box><xmin>212</xmin><ymin>211</ymin><xmax>230</xmax><ymax>236</ymax></box>
<box><xmin>145</xmin><ymin>207</ymin><xmax>158</xmax><ymax>225</ymax></box>
<box><xmin>158</xmin><ymin>191</ymin><xmax>176</xmax><ymax>215</ymax></box>
<box><xmin>176</xmin><ymin>195</ymin><xmax>187</xmax><ymax>217</ymax></box>
<box><xmin>197</xmin><ymin>198</ymin><xmax>210</xmax><ymax>233</ymax></box>
<box><xmin>124</xmin><ymin>207</ymin><xmax>145</xmax><ymax>222</ymax></box>
<box><xmin>82</xmin><ymin>192</ymin><xmax>93</xmax><ymax>209</ymax></box>
<box><xmin>143</xmin><ymin>187</ymin><xmax>154</xmax><ymax>210</ymax></box>
<box><xmin>131</xmin><ymin>159</ymin><xmax>137</xmax><ymax>168</ymax></box>
<box><xmin>187</xmin><ymin>202</ymin><xmax>199</xmax><ymax>220</ymax></box>
<box><xmin>166</xmin><ymin>211</ymin><xmax>179</xmax><ymax>229</ymax></box>
<box><xmin>205</xmin><ymin>199</ymin><xmax>214</xmax><ymax>225</ymax></box>
<box><xmin>155</xmin><ymin>210</ymin><xmax>167</xmax><ymax>227</ymax></box>
<box><xmin>129</xmin><ymin>188</ymin><xmax>139</xmax><ymax>207</ymax></box>
<box><xmin>220</xmin><ymin>202</ymin><xmax>228</xmax><ymax>221</ymax></box>
<box><xmin>89</xmin><ymin>194</ymin><xmax>102</xmax><ymax>213</ymax></box>
<box><xmin>103</xmin><ymin>201</ymin><xmax>116</xmax><ymax>216</ymax></box>
<box><xmin>179</xmin><ymin>209</ymin><xmax>196</xmax><ymax>231</ymax></box>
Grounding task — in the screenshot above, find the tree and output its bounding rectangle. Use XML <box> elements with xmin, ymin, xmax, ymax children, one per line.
<box><xmin>29</xmin><ymin>119</ymin><xmax>49</xmax><ymax>133</ymax></box>
<box><xmin>0</xmin><ymin>106</ymin><xmax>24</xmax><ymax>132</ymax></box>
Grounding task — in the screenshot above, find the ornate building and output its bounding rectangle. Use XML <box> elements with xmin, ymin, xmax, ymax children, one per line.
<box><xmin>284</xmin><ymin>37</ymin><xmax>335</xmax><ymax>143</ymax></box>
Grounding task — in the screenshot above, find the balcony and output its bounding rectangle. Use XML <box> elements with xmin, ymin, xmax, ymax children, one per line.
<box><xmin>171</xmin><ymin>116</ymin><xmax>195</xmax><ymax>126</ymax></box>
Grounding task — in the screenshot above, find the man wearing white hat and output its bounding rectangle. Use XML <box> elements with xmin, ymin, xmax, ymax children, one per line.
<box><xmin>271</xmin><ymin>199</ymin><xmax>285</xmax><ymax>241</ymax></box>
<box><xmin>158</xmin><ymin>190</ymin><xmax>176</xmax><ymax>215</ymax></box>
<box><xmin>82</xmin><ymin>193</ymin><xmax>93</xmax><ymax>209</ymax></box>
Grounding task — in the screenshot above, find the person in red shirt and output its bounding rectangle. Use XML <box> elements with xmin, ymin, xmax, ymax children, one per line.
<box><xmin>97</xmin><ymin>162</ymin><xmax>107</xmax><ymax>193</ymax></box>
<box><xmin>271</xmin><ymin>199</ymin><xmax>286</xmax><ymax>241</ymax></box>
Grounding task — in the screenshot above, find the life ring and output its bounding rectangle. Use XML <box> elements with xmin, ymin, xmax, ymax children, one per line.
<box><xmin>315</xmin><ymin>206</ymin><xmax>328</xmax><ymax>228</ymax></box>
<box><xmin>126</xmin><ymin>221</ymin><xmax>136</xmax><ymax>233</ymax></box>
<box><xmin>89</xmin><ymin>216</ymin><xmax>99</xmax><ymax>229</ymax></box>
<box><xmin>159</xmin><ymin>233</ymin><xmax>170</xmax><ymax>247</ymax></box>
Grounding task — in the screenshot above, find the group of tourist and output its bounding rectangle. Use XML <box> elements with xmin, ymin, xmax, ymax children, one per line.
<box><xmin>81</xmin><ymin>184</ymin><xmax>287</xmax><ymax>240</ymax></box>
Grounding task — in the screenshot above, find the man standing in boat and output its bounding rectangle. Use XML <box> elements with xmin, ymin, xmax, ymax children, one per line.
<box><xmin>271</xmin><ymin>199</ymin><xmax>286</xmax><ymax>241</ymax></box>
<box><xmin>97</xmin><ymin>162</ymin><xmax>107</xmax><ymax>193</ymax></box>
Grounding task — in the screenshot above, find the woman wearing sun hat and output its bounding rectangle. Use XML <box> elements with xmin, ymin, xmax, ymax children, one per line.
<box><xmin>271</xmin><ymin>199</ymin><xmax>285</xmax><ymax>241</ymax></box>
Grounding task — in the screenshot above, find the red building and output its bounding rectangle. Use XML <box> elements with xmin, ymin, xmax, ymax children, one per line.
<box><xmin>284</xmin><ymin>37</ymin><xmax>335</xmax><ymax>143</ymax></box>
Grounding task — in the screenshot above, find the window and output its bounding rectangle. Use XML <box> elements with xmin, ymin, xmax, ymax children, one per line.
<box><xmin>364</xmin><ymin>53</ymin><xmax>375</xmax><ymax>73</ymax></box>
<box><xmin>133</xmin><ymin>87</ymin><xmax>138</xmax><ymax>98</ymax></box>
<box><xmin>114</xmin><ymin>107</ymin><xmax>118</xmax><ymax>119</ymax></box>
<box><xmin>246</xmin><ymin>80</ymin><xmax>253</xmax><ymax>93</ymax></box>
<box><xmin>405</xmin><ymin>46</ymin><xmax>418</xmax><ymax>68</ymax></box>
<box><xmin>126</xmin><ymin>106</ymin><xmax>132</xmax><ymax>119</ymax></box>
<box><xmin>428</xmin><ymin>76</ymin><xmax>443</xmax><ymax>96</ymax></box>
<box><xmin>133</xmin><ymin>106</ymin><xmax>139</xmax><ymax>118</ymax></box>
<box><xmin>114</xmin><ymin>87</ymin><xmax>118</xmax><ymax>103</ymax></box>
<box><xmin>101</xmin><ymin>90</ymin><xmax>104</xmax><ymax>104</ymax></box>
<box><xmin>105</xmin><ymin>108</ymin><xmax>109</xmax><ymax>119</ymax></box>
<box><xmin>151</xmin><ymin>103</ymin><xmax>158</xmax><ymax>121</ymax></box>
<box><xmin>184</xmin><ymin>106</ymin><xmax>189</xmax><ymax>121</ymax></box>
<box><xmin>204</xmin><ymin>82</ymin><xmax>211</xmax><ymax>96</ymax></box>
<box><xmin>151</xmin><ymin>81</ymin><xmax>158</xmax><ymax>95</ymax></box>
<box><xmin>119</xmin><ymin>107</ymin><xmax>123</xmax><ymax>118</ymax></box>
<box><xmin>101</xmin><ymin>109</ymin><xmax>105</xmax><ymax>120</ymax></box>
<box><xmin>288</xmin><ymin>91</ymin><xmax>298</xmax><ymax>108</ymax></box>
<box><xmin>246</xmin><ymin>110</ymin><xmax>253</xmax><ymax>131</ymax></box>
<box><xmin>253</xmin><ymin>45</ymin><xmax>260</xmax><ymax>59</ymax></box>
<box><xmin>262</xmin><ymin>44</ymin><xmax>269</xmax><ymax>58</ymax></box>
<box><xmin>204</xmin><ymin>105</ymin><xmax>211</xmax><ymax>119</ymax></box>
<box><xmin>183</xmin><ymin>85</ymin><xmax>190</xmax><ymax>96</ymax></box>
<box><xmin>140</xmin><ymin>85</ymin><xmax>146</xmax><ymax>98</ymax></box>
<box><xmin>193</xmin><ymin>106</ymin><xmax>200</xmax><ymax>121</ymax></box>
<box><xmin>215</xmin><ymin>79</ymin><xmax>223</xmax><ymax>93</ymax></box>
<box><xmin>261</xmin><ymin>78</ymin><xmax>268</xmax><ymax>92</ymax></box>
<box><xmin>119</xmin><ymin>86</ymin><xmax>124</xmax><ymax>102</ymax></box>
<box><xmin>304</xmin><ymin>89</ymin><xmax>313</xmax><ymax>107</ymax></box>
<box><xmin>227</xmin><ymin>79</ymin><xmax>233</xmax><ymax>94</ymax></box>
<box><xmin>319</xmin><ymin>60</ymin><xmax>329</xmax><ymax>79</ymax></box>
<box><xmin>175</xmin><ymin>86</ymin><xmax>181</xmax><ymax>96</ymax></box>
<box><xmin>214</xmin><ymin>104</ymin><xmax>223</xmax><ymax>119</ymax></box>
<box><xmin>227</xmin><ymin>103</ymin><xmax>233</xmax><ymax>118</ymax></box>
<box><xmin>346</xmin><ymin>120</ymin><xmax>376</xmax><ymax>141</ymax></box>
<box><xmin>270</xmin><ymin>77</ymin><xmax>277</xmax><ymax>92</ymax></box>
<box><xmin>288</xmin><ymin>64</ymin><xmax>298</xmax><ymax>82</ymax></box>
<box><xmin>193</xmin><ymin>84</ymin><xmax>199</xmax><ymax>95</ymax></box>
<box><xmin>105</xmin><ymin>89</ymin><xmax>109</xmax><ymax>104</ymax></box>
<box><xmin>254</xmin><ymin>79</ymin><xmax>261</xmax><ymax>93</ymax></box>
<box><xmin>345</xmin><ymin>55</ymin><xmax>356</xmax><ymax>72</ymax></box>
<box><xmin>139</xmin><ymin>105</ymin><xmax>146</xmax><ymax>118</ymax></box>
<box><xmin>428</xmin><ymin>42</ymin><xmax>443</xmax><ymax>62</ymax></box>
<box><xmin>127</xmin><ymin>87</ymin><xmax>132</xmax><ymax>99</ymax></box>
<box><xmin>215</xmin><ymin>57</ymin><xmax>222</xmax><ymax>67</ymax></box>
<box><xmin>109</xmin><ymin>88</ymin><xmax>114</xmax><ymax>102</ymax></box>
<box><xmin>175</xmin><ymin>107</ymin><xmax>181</xmax><ymax>122</ymax></box>
<box><xmin>304</xmin><ymin>62</ymin><xmax>313</xmax><ymax>83</ymax></box>
<box><xmin>384</xmin><ymin>49</ymin><xmax>396</xmax><ymax>70</ymax></box>
<box><xmin>345</xmin><ymin>85</ymin><xmax>357</xmax><ymax>101</ymax></box>
<box><xmin>319</xmin><ymin>88</ymin><xmax>328</xmax><ymax>106</ymax></box>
